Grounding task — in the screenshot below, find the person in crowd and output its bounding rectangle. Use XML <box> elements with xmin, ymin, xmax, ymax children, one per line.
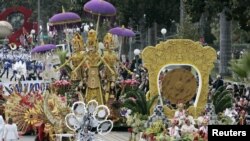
<box><xmin>185</xmin><ymin>111</ymin><xmax>195</xmax><ymax>125</ymax></box>
<box><xmin>244</xmin><ymin>87</ymin><xmax>250</xmax><ymax>100</ymax></box>
<box><xmin>181</xmin><ymin>118</ymin><xmax>198</xmax><ymax>135</ymax></box>
<box><xmin>238</xmin><ymin>110</ymin><xmax>247</xmax><ymax>125</ymax></box>
<box><xmin>174</xmin><ymin>103</ymin><xmax>186</xmax><ymax>121</ymax></box>
<box><xmin>4</xmin><ymin>118</ymin><xmax>19</xmax><ymax>141</ymax></box>
<box><xmin>197</xmin><ymin>111</ymin><xmax>208</xmax><ymax>127</ymax></box>
<box><xmin>0</xmin><ymin>114</ymin><xmax>5</xmax><ymax>141</ymax></box>
<box><xmin>199</xmin><ymin>119</ymin><xmax>208</xmax><ymax>139</ymax></box>
<box><xmin>168</xmin><ymin>120</ymin><xmax>180</xmax><ymax>139</ymax></box>
<box><xmin>212</xmin><ymin>75</ymin><xmax>224</xmax><ymax>91</ymax></box>
<box><xmin>0</xmin><ymin>59</ymin><xmax>11</xmax><ymax>79</ymax></box>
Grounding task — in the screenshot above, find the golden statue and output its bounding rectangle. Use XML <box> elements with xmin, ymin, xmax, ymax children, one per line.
<box><xmin>103</xmin><ymin>33</ymin><xmax>119</xmax><ymax>102</ymax></box>
<box><xmin>55</xmin><ymin>33</ymin><xmax>86</xmax><ymax>81</ymax></box>
<box><xmin>73</xmin><ymin>30</ymin><xmax>115</xmax><ymax>105</ymax></box>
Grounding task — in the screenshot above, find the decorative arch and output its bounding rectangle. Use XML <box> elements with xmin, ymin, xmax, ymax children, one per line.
<box><xmin>142</xmin><ymin>39</ymin><xmax>216</xmax><ymax>118</ymax></box>
<box><xmin>0</xmin><ymin>6</ymin><xmax>35</xmax><ymax>46</ymax></box>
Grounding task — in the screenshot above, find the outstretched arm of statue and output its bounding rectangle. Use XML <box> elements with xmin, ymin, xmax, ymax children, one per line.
<box><xmin>54</xmin><ymin>58</ymin><xmax>72</xmax><ymax>72</ymax></box>
<box><xmin>119</xmin><ymin>62</ymin><xmax>133</xmax><ymax>75</ymax></box>
<box><xmin>72</xmin><ymin>57</ymin><xmax>87</xmax><ymax>73</ymax></box>
<box><xmin>100</xmin><ymin>57</ymin><xmax>115</xmax><ymax>75</ymax></box>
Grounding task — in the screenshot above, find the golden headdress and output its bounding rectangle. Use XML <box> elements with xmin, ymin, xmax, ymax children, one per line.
<box><xmin>103</xmin><ymin>33</ymin><xmax>113</xmax><ymax>49</ymax></box>
<box><xmin>71</xmin><ymin>33</ymin><xmax>84</xmax><ymax>51</ymax></box>
<box><xmin>87</xmin><ymin>29</ymin><xmax>98</xmax><ymax>50</ymax></box>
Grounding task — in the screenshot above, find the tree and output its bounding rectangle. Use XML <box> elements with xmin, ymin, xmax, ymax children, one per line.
<box><xmin>185</xmin><ymin>0</ymin><xmax>250</xmax><ymax>76</ymax></box>
<box><xmin>230</xmin><ymin>52</ymin><xmax>250</xmax><ymax>82</ymax></box>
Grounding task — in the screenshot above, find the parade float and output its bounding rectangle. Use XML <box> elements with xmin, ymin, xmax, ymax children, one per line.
<box><xmin>0</xmin><ymin>0</ymin><xmax>220</xmax><ymax>141</ymax></box>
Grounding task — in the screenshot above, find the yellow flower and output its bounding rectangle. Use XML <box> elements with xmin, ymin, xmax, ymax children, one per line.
<box><xmin>23</xmin><ymin>108</ymin><xmax>40</xmax><ymax>125</ymax></box>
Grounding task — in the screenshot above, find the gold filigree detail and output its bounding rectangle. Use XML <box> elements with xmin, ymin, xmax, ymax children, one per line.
<box><xmin>142</xmin><ymin>39</ymin><xmax>216</xmax><ymax>118</ymax></box>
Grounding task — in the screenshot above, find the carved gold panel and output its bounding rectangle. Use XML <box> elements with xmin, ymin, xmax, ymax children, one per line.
<box><xmin>141</xmin><ymin>39</ymin><xmax>216</xmax><ymax>118</ymax></box>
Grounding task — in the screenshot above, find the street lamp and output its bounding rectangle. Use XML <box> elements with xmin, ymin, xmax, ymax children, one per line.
<box><xmin>48</xmin><ymin>31</ymin><xmax>53</xmax><ymax>43</ymax></box>
<box><xmin>161</xmin><ymin>28</ymin><xmax>167</xmax><ymax>41</ymax></box>
<box><xmin>98</xmin><ymin>42</ymin><xmax>105</xmax><ymax>56</ymax></box>
<box><xmin>134</xmin><ymin>49</ymin><xmax>141</xmax><ymax>74</ymax></box>
<box><xmin>30</xmin><ymin>29</ymin><xmax>36</xmax><ymax>44</ymax></box>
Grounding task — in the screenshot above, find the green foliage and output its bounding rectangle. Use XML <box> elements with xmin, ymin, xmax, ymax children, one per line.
<box><xmin>218</xmin><ymin>114</ymin><xmax>234</xmax><ymax>125</ymax></box>
<box><xmin>213</xmin><ymin>87</ymin><xmax>228</xmax><ymax>106</ymax></box>
<box><xmin>230</xmin><ymin>52</ymin><xmax>250</xmax><ymax>82</ymax></box>
<box><xmin>56</xmin><ymin>50</ymin><xmax>72</xmax><ymax>72</ymax></box>
<box><xmin>215</xmin><ymin>95</ymin><xmax>233</xmax><ymax>114</ymax></box>
<box><xmin>123</xmin><ymin>89</ymin><xmax>158</xmax><ymax>116</ymax></box>
<box><xmin>213</xmin><ymin>86</ymin><xmax>233</xmax><ymax>114</ymax></box>
<box><xmin>176</xmin><ymin>15</ymin><xmax>200</xmax><ymax>40</ymax></box>
<box><xmin>181</xmin><ymin>133</ymin><xmax>194</xmax><ymax>141</ymax></box>
<box><xmin>117</xmin><ymin>0</ymin><xmax>180</xmax><ymax>28</ymax></box>
<box><xmin>185</xmin><ymin>0</ymin><xmax>250</xmax><ymax>31</ymax></box>
<box><xmin>213</xmin><ymin>88</ymin><xmax>233</xmax><ymax>114</ymax></box>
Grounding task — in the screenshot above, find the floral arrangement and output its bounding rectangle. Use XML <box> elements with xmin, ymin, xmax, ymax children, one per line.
<box><xmin>121</xmin><ymin>79</ymin><xmax>140</xmax><ymax>86</ymax></box>
<box><xmin>142</xmin><ymin>120</ymin><xmax>166</xmax><ymax>141</ymax></box>
<box><xmin>53</xmin><ymin>80</ymin><xmax>71</xmax><ymax>87</ymax></box>
<box><xmin>126</xmin><ymin>113</ymin><xmax>147</xmax><ymax>134</ymax></box>
<box><xmin>52</xmin><ymin>80</ymin><xmax>71</xmax><ymax>96</ymax></box>
<box><xmin>125</xmin><ymin>113</ymin><xmax>147</xmax><ymax>141</ymax></box>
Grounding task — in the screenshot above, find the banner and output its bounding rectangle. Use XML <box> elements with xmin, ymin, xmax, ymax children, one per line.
<box><xmin>1</xmin><ymin>80</ymin><xmax>51</xmax><ymax>94</ymax></box>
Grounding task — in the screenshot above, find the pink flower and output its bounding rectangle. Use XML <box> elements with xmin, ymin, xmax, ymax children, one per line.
<box><xmin>129</xmin><ymin>97</ymin><xmax>136</xmax><ymax>102</ymax></box>
<box><xmin>121</xmin><ymin>79</ymin><xmax>139</xmax><ymax>86</ymax></box>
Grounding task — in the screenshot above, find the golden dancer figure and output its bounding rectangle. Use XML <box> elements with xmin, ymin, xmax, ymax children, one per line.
<box><xmin>102</xmin><ymin>33</ymin><xmax>119</xmax><ymax>102</ymax></box>
<box><xmin>55</xmin><ymin>33</ymin><xmax>86</xmax><ymax>81</ymax></box>
<box><xmin>73</xmin><ymin>30</ymin><xmax>115</xmax><ymax>105</ymax></box>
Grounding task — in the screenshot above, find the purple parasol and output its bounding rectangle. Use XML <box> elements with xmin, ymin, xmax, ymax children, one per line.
<box><xmin>49</xmin><ymin>12</ymin><xmax>81</xmax><ymax>26</ymax></box>
<box><xmin>84</xmin><ymin>0</ymin><xmax>116</xmax><ymax>34</ymax></box>
<box><xmin>31</xmin><ymin>44</ymin><xmax>57</xmax><ymax>53</ymax></box>
<box><xmin>108</xmin><ymin>26</ymin><xmax>135</xmax><ymax>37</ymax></box>
<box><xmin>83</xmin><ymin>0</ymin><xmax>116</xmax><ymax>16</ymax></box>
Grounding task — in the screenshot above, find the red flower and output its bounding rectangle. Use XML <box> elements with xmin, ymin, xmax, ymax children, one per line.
<box><xmin>128</xmin><ymin>128</ymin><xmax>133</xmax><ymax>133</ymax></box>
<box><xmin>142</xmin><ymin>133</ymin><xmax>147</xmax><ymax>139</ymax></box>
<box><xmin>149</xmin><ymin>134</ymin><xmax>156</xmax><ymax>141</ymax></box>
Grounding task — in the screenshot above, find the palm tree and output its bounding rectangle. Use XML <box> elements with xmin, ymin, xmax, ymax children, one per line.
<box><xmin>230</xmin><ymin>52</ymin><xmax>250</xmax><ymax>82</ymax></box>
<box><xmin>123</xmin><ymin>88</ymin><xmax>158</xmax><ymax>116</ymax></box>
<box><xmin>212</xmin><ymin>86</ymin><xmax>233</xmax><ymax>114</ymax></box>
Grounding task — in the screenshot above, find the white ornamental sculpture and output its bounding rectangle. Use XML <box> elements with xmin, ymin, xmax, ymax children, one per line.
<box><xmin>0</xmin><ymin>21</ymin><xmax>13</xmax><ymax>39</ymax></box>
<box><xmin>65</xmin><ymin>100</ymin><xmax>113</xmax><ymax>141</ymax></box>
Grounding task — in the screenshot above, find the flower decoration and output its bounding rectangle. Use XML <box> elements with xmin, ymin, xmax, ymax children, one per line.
<box><xmin>126</xmin><ymin>113</ymin><xmax>146</xmax><ymax>134</ymax></box>
<box><xmin>53</xmin><ymin>80</ymin><xmax>71</xmax><ymax>95</ymax></box>
<box><xmin>24</xmin><ymin>108</ymin><xmax>39</xmax><ymax>125</ymax></box>
<box><xmin>53</xmin><ymin>80</ymin><xmax>71</xmax><ymax>87</ymax></box>
<box><xmin>65</xmin><ymin>100</ymin><xmax>113</xmax><ymax>141</ymax></box>
<box><xmin>121</xmin><ymin>79</ymin><xmax>139</xmax><ymax>86</ymax></box>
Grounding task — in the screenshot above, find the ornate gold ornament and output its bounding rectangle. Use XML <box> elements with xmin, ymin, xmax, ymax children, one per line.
<box><xmin>141</xmin><ymin>39</ymin><xmax>216</xmax><ymax>118</ymax></box>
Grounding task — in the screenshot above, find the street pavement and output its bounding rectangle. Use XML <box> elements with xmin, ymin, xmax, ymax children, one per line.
<box><xmin>20</xmin><ymin>136</ymin><xmax>35</xmax><ymax>141</ymax></box>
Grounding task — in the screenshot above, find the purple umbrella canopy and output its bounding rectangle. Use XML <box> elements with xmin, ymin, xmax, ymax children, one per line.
<box><xmin>31</xmin><ymin>44</ymin><xmax>57</xmax><ymax>53</ymax></box>
<box><xmin>49</xmin><ymin>12</ymin><xmax>81</xmax><ymax>25</ymax></box>
<box><xmin>109</xmin><ymin>26</ymin><xmax>135</xmax><ymax>37</ymax></box>
<box><xmin>84</xmin><ymin>0</ymin><xmax>116</xmax><ymax>16</ymax></box>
